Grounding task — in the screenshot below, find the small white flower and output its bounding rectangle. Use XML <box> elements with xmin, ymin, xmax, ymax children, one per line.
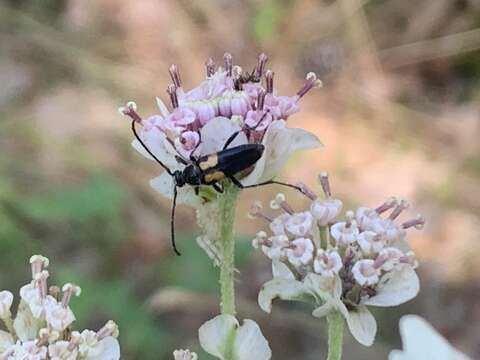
<box><xmin>173</xmin><ymin>349</ymin><xmax>198</xmax><ymax>360</ymax></box>
<box><xmin>263</xmin><ymin>235</ymin><xmax>289</xmax><ymax>261</ymax></box>
<box><xmin>44</xmin><ymin>299</ymin><xmax>76</xmax><ymax>332</ymax></box>
<box><xmin>78</xmin><ymin>330</ymin><xmax>120</xmax><ymax>360</ymax></box>
<box><xmin>352</xmin><ymin>259</ymin><xmax>381</xmax><ymax>286</ymax></box>
<box><xmin>199</xmin><ymin>315</ymin><xmax>271</xmax><ymax>360</ymax></box>
<box><xmin>0</xmin><ymin>291</ymin><xmax>13</xmax><ymax>319</ymax></box>
<box><xmin>389</xmin><ymin>315</ymin><xmax>471</xmax><ymax>360</ymax></box>
<box><xmin>379</xmin><ymin>247</ymin><xmax>404</xmax><ymax>271</ymax></box>
<box><xmin>285</xmin><ymin>238</ymin><xmax>314</xmax><ymax>267</ymax></box>
<box><xmin>9</xmin><ymin>340</ymin><xmax>48</xmax><ymax>360</ymax></box>
<box><xmin>48</xmin><ymin>341</ymin><xmax>78</xmax><ymax>360</ymax></box>
<box><xmin>330</xmin><ymin>219</ymin><xmax>359</xmax><ymax>247</ymax></box>
<box><xmin>357</xmin><ymin>231</ymin><xmax>386</xmax><ymax>254</ymax></box>
<box><xmin>313</xmin><ymin>250</ymin><xmax>343</xmax><ymax>277</ymax></box>
<box><xmin>310</xmin><ymin>198</ymin><xmax>342</xmax><ymax>226</ymax></box>
<box><xmin>13</xmin><ymin>300</ymin><xmax>43</xmax><ymax>342</ymax></box>
<box><xmin>284</xmin><ymin>212</ymin><xmax>314</xmax><ymax>237</ymax></box>
<box><xmin>269</xmin><ymin>213</ymin><xmax>290</xmax><ymax>235</ymax></box>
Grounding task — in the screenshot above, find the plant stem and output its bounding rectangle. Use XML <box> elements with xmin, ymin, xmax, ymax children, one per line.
<box><xmin>218</xmin><ymin>182</ymin><xmax>240</xmax><ymax>316</ymax></box>
<box><xmin>319</xmin><ymin>225</ymin><xmax>330</xmax><ymax>249</ymax></box>
<box><xmin>326</xmin><ymin>311</ymin><xmax>344</xmax><ymax>360</ymax></box>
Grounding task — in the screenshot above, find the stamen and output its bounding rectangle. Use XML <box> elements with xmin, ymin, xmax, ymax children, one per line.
<box><xmin>295</xmin><ymin>182</ymin><xmax>317</xmax><ymax>200</ymax></box>
<box><xmin>375</xmin><ymin>197</ymin><xmax>398</xmax><ymax>214</ymax></box>
<box><xmin>61</xmin><ymin>283</ymin><xmax>81</xmax><ymax>308</ymax></box>
<box><xmin>96</xmin><ymin>320</ymin><xmax>119</xmax><ymax>340</ymax></box>
<box><xmin>255</xmin><ymin>53</ymin><xmax>268</xmax><ymax>78</ymax></box>
<box><xmin>205</xmin><ymin>57</ymin><xmax>216</xmax><ymax>77</ymax></box>
<box><xmin>34</xmin><ymin>270</ymin><xmax>49</xmax><ymax>299</ymax></box>
<box><xmin>252</xmin><ymin>231</ymin><xmax>272</xmax><ymax>248</ymax></box>
<box><xmin>118</xmin><ymin>101</ymin><xmax>142</xmax><ymax>123</ymax></box>
<box><xmin>248</xmin><ymin>202</ymin><xmax>273</xmax><ymax>222</ymax></box>
<box><xmin>402</xmin><ymin>214</ymin><xmax>425</xmax><ymax>230</ymax></box>
<box><xmin>233</xmin><ymin>66</ymin><xmax>243</xmax><ymax>90</ymax></box>
<box><xmin>223</xmin><ymin>53</ymin><xmax>233</xmax><ymax>77</ymax></box>
<box><xmin>345</xmin><ymin>210</ymin><xmax>354</xmax><ymax>228</ymax></box>
<box><xmin>49</xmin><ymin>285</ymin><xmax>61</xmax><ymax>300</ymax></box>
<box><xmin>168</xmin><ymin>64</ymin><xmax>182</xmax><ymax>88</ymax></box>
<box><xmin>37</xmin><ymin>328</ymin><xmax>50</xmax><ymax>347</ymax></box>
<box><xmin>270</xmin><ymin>193</ymin><xmax>294</xmax><ymax>214</ymax></box>
<box><xmin>265</xmin><ymin>70</ymin><xmax>274</xmax><ymax>93</ymax></box>
<box><xmin>167</xmin><ymin>84</ymin><xmax>179</xmax><ymax>109</ymax></box>
<box><xmin>389</xmin><ymin>199</ymin><xmax>410</xmax><ymax>220</ymax></box>
<box><xmin>257</xmin><ymin>88</ymin><xmax>266</xmax><ymax>111</ymax></box>
<box><xmin>30</xmin><ymin>255</ymin><xmax>49</xmax><ymax>279</ymax></box>
<box><xmin>318</xmin><ymin>172</ymin><xmax>331</xmax><ymax>197</ymax></box>
<box><xmin>68</xmin><ymin>332</ymin><xmax>81</xmax><ymax>351</ymax></box>
<box><xmin>297</xmin><ymin>72</ymin><xmax>322</xmax><ymax>98</ymax></box>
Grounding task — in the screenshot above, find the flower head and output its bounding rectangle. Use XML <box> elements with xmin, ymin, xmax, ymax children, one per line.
<box><xmin>0</xmin><ymin>255</ymin><xmax>120</xmax><ymax>360</ymax></box>
<box><xmin>252</xmin><ymin>175</ymin><xmax>424</xmax><ymax>347</ymax></box>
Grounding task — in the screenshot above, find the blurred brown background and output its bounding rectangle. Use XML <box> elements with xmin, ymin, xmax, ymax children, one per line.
<box><xmin>1</xmin><ymin>0</ymin><xmax>479</xmax><ymax>359</ymax></box>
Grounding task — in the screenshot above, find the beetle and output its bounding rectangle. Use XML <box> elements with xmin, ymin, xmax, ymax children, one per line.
<box><xmin>130</xmin><ymin>116</ymin><xmax>301</xmax><ymax>256</ymax></box>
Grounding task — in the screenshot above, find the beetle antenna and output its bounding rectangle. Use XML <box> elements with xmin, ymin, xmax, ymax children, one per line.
<box><xmin>131</xmin><ymin>120</ymin><xmax>174</xmax><ymax>176</ymax></box>
<box><xmin>171</xmin><ymin>186</ymin><xmax>181</xmax><ymax>256</ymax></box>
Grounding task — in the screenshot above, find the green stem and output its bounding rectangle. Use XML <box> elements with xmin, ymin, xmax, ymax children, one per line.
<box><xmin>320</xmin><ymin>225</ymin><xmax>329</xmax><ymax>250</ymax></box>
<box><xmin>218</xmin><ymin>182</ymin><xmax>240</xmax><ymax>316</ymax></box>
<box><xmin>326</xmin><ymin>311</ymin><xmax>344</xmax><ymax>360</ymax></box>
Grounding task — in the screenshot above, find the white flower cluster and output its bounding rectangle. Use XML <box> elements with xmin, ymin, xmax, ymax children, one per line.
<box><xmin>251</xmin><ymin>174</ymin><xmax>425</xmax><ymax>346</ymax></box>
<box><xmin>0</xmin><ymin>255</ymin><xmax>120</xmax><ymax>360</ymax></box>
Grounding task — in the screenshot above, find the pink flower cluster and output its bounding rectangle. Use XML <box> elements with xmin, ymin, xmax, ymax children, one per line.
<box><xmin>120</xmin><ymin>53</ymin><xmax>321</xmax><ymax>158</ymax></box>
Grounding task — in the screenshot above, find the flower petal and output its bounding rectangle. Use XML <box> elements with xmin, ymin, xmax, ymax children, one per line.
<box><xmin>242</xmin><ymin>120</ymin><xmax>322</xmax><ymax>186</ymax></box>
<box><xmin>258</xmin><ymin>278</ymin><xmax>313</xmax><ymax>313</ymax></box>
<box><xmin>198</xmin><ymin>314</ymin><xmax>238</xmax><ymax>359</ymax></box>
<box><xmin>13</xmin><ymin>300</ymin><xmax>43</xmax><ymax>342</ymax></box>
<box><xmin>150</xmin><ymin>173</ymin><xmax>201</xmax><ymax>207</ymax></box>
<box><xmin>363</xmin><ymin>266</ymin><xmax>419</xmax><ymax>307</ymax></box>
<box><xmin>131</xmin><ymin>127</ymin><xmax>179</xmax><ymax>169</ymax></box>
<box><xmin>389</xmin><ymin>315</ymin><xmax>471</xmax><ymax>360</ymax></box>
<box><xmin>198</xmin><ymin>117</ymin><xmax>247</xmax><ymax>156</ymax></box>
<box><xmin>0</xmin><ymin>330</ymin><xmax>13</xmax><ymax>353</ymax></box>
<box><xmin>271</xmin><ymin>260</ymin><xmax>295</xmax><ymax>280</ymax></box>
<box><xmin>233</xmin><ymin>319</ymin><xmax>272</xmax><ymax>360</ymax></box>
<box><xmin>345</xmin><ymin>305</ymin><xmax>377</xmax><ymax>346</ymax></box>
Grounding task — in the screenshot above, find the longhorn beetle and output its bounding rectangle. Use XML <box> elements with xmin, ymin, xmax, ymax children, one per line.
<box><xmin>129</xmin><ymin>113</ymin><xmax>303</xmax><ymax>256</ymax></box>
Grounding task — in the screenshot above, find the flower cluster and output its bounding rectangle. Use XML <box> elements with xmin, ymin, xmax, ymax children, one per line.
<box><xmin>0</xmin><ymin>255</ymin><xmax>120</xmax><ymax>360</ymax></box>
<box><xmin>250</xmin><ymin>173</ymin><xmax>425</xmax><ymax>346</ymax></box>
<box><xmin>119</xmin><ymin>53</ymin><xmax>321</xmax><ymax>205</ymax></box>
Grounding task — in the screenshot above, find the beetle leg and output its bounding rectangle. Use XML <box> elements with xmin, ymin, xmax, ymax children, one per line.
<box><xmin>194</xmin><ymin>186</ymin><xmax>200</xmax><ymax>196</ymax></box>
<box><xmin>222</xmin><ymin>130</ymin><xmax>242</xmax><ymax>150</ymax></box>
<box><xmin>213</xmin><ymin>183</ymin><xmax>224</xmax><ymax>193</ymax></box>
<box><xmin>229</xmin><ymin>176</ymin><xmax>304</xmax><ymax>194</ymax></box>
<box><xmin>175</xmin><ymin>155</ymin><xmax>188</xmax><ymax>165</ymax></box>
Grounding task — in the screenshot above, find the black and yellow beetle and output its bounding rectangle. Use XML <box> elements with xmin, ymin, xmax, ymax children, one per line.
<box><xmin>131</xmin><ymin>119</ymin><xmax>301</xmax><ymax>256</ymax></box>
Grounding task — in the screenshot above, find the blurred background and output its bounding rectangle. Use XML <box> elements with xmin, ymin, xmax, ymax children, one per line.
<box><xmin>1</xmin><ymin>0</ymin><xmax>479</xmax><ymax>358</ymax></box>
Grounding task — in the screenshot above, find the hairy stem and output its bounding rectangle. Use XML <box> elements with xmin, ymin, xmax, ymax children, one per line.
<box><xmin>326</xmin><ymin>311</ymin><xmax>344</xmax><ymax>360</ymax></box>
<box><xmin>218</xmin><ymin>181</ymin><xmax>240</xmax><ymax>316</ymax></box>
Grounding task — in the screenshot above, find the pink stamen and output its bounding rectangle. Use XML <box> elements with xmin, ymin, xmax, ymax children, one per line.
<box><xmin>295</xmin><ymin>182</ymin><xmax>317</xmax><ymax>200</ymax></box>
<box><xmin>167</xmin><ymin>84</ymin><xmax>179</xmax><ymax>108</ymax></box>
<box><xmin>375</xmin><ymin>197</ymin><xmax>398</xmax><ymax>214</ymax></box>
<box><xmin>319</xmin><ymin>172</ymin><xmax>331</xmax><ymax>197</ymax></box>
<box><xmin>168</xmin><ymin>64</ymin><xmax>182</xmax><ymax>88</ymax></box>
<box><xmin>223</xmin><ymin>53</ymin><xmax>233</xmax><ymax>77</ymax></box>
<box><xmin>265</xmin><ymin>70</ymin><xmax>274</xmax><ymax>93</ymax></box>
<box><xmin>389</xmin><ymin>200</ymin><xmax>410</xmax><ymax>220</ymax></box>
<box><xmin>402</xmin><ymin>215</ymin><xmax>425</xmax><ymax>230</ymax></box>
<box><xmin>205</xmin><ymin>58</ymin><xmax>216</xmax><ymax>77</ymax></box>
<box><xmin>255</xmin><ymin>53</ymin><xmax>268</xmax><ymax>78</ymax></box>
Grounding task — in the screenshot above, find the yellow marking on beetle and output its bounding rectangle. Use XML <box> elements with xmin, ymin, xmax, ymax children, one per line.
<box><xmin>204</xmin><ymin>171</ymin><xmax>225</xmax><ymax>183</ymax></box>
<box><xmin>199</xmin><ymin>154</ymin><xmax>218</xmax><ymax>170</ymax></box>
